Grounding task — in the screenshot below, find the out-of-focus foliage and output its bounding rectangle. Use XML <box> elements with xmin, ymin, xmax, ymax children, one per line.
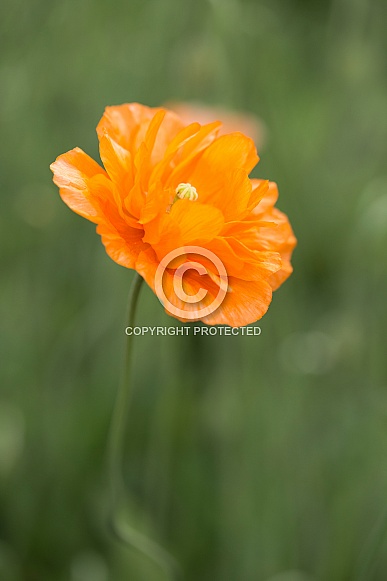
<box><xmin>1</xmin><ymin>0</ymin><xmax>387</xmax><ymax>579</ymax></box>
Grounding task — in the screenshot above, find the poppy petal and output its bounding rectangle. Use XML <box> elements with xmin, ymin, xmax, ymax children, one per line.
<box><xmin>144</xmin><ymin>201</ymin><xmax>224</xmax><ymax>257</ymax></box>
<box><xmin>50</xmin><ymin>148</ymin><xmax>107</xmax><ymax>223</ymax></box>
<box><xmin>96</xmin><ymin>103</ymin><xmax>155</xmax><ymax>151</ymax></box>
<box><xmin>202</xmin><ymin>276</ymin><xmax>272</xmax><ymax>327</ymax></box>
<box><xmin>97</xmin><ymin>222</ymin><xmax>147</xmax><ymax>269</ymax></box>
<box><xmin>187</xmin><ymin>132</ymin><xmax>258</xmax><ymax>195</ymax></box>
<box><xmin>99</xmin><ymin>133</ymin><xmax>133</xmax><ymax>193</ymax></box>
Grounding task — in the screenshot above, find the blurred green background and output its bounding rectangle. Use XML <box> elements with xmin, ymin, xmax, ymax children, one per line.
<box><xmin>1</xmin><ymin>0</ymin><xmax>387</xmax><ymax>579</ymax></box>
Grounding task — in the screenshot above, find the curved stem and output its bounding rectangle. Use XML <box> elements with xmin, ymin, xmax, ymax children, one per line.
<box><xmin>108</xmin><ymin>272</ymin><xmax>181</xmax><ymax>580</ymax></box>
<box><xmin>109</xmin><ymin>272</ymin><xmax>144</xmax><ymax>500</ymax></box>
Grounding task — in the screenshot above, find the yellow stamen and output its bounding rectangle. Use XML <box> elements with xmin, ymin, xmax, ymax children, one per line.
<box><xmin>175</xmin><ymin>182</ymin><xmax>198</xmax><ymax>201</ymax></box>
<box><xmin>166</xmin><ymin>183</ymin><xmax>198</xmax><ymax>213</ymax></box>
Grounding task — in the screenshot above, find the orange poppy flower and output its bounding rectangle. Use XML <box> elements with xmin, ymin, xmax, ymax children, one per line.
<box><xmin>50</xmin><ymin>103</ymin><xmax>296</xmax><ymax>327</ymax></box>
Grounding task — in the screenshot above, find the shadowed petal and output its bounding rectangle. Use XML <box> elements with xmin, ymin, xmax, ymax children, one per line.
<box><xmin>99</xmin><ymin>133</ymin><xmax>133</xmax><ymax>193</ymax></box>
<box><xmin>97</xmin><ymin>222</ymin><xmax>147</xmax><ymax>269</ymax></box>
<box><xmin>143</xmin><ymin>201</ymin><xmax>224</xmax><ymax>258</ymax></box>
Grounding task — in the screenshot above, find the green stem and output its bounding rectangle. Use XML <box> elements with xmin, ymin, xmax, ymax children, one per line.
<box><xmin>109</xmin><ymin>273</ymin><xmax>143</xmax><ymax>501</ymax></box>
<box><xmin>108</xmin><ymin>272</ymin><xmax>181</xmax><ymax>580</ymax></box>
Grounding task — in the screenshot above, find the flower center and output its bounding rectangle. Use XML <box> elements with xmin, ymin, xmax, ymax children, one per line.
<box><xmin>166</xmin><ymin>183</ymin><xmax>198</xmax><ymax>213</ymax></box>
<box><xmin>175</xmin><ymin>182</ymin><xmax>198</xmax><ymax>202</ymax></box>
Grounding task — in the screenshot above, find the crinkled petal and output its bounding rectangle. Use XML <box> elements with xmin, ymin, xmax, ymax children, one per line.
<box><xmin>134</xmin><ymin>247</ymin><xmax>273</xmax><ymax>327</ymax></box>
<box><xmin>206</xmin><ymin>237</ymin><xmax>282</xmax><ymax>281</ymax></box>
<box><xmin>99</xmin><ymin>133</ymin><xmax>133</xmax><ymax>192</ymax></box>
<box><xmin>50</xmin><ymin>148</ymin><xmax>107</xmax><ymax>223</ymax></box>
<box><xmin>144</xmin><ymin>201</ymin><xmax>224</xmax><ymax>258</ymax></box>
<box><xmin>97</xmin><ymin>222</ymin><xmax>147</xmax><ymax>269</ymax></box>
<box><xmin>186</xmin><ymin>133</ymin><xmax>258</xmax><ymax>195</ymax></box>
<box><xmin>97</xmin><ymin>103</ymin><xmax>184</xmax><ymax>167</ymax></box>
<box><xmin>202</xmin><ymin>276</ymin><xmax>272</xmax><ymax>327</ymax></box>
